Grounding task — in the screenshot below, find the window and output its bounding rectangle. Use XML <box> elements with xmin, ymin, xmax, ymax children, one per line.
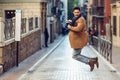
<box><xmin>113</xmin><ymin>16</ymin><xmax>117</xmax><ymax>36</ymax></box>
<box><xmin>21</xmin><ymin>18</ymin><xmax>26</xmax><ymax>34</ymax></box>
<box><xmin>35</xmin><ymin>17</ymin><xmax>38</xmax><ymax>28</ymax></box>
<box><xmin>119</xmin><ymin>16</ymin><xmax>120</xmax><ymax>37</ymax></box>
<box><xmin>29</xmin><ymin>17</ymin><xmax>33</xmax><ymax>31</ymax></box>
<box><xmin>5</xmin><ymin>10</ymin><xmax>15</xmax><ymax>19</ymax></box>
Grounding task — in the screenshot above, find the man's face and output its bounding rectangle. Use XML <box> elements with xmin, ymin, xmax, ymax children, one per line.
<box><xmin>73</xmin><ymin>9</ymin><xmax>80</xmax><ymax>17</ymax></box>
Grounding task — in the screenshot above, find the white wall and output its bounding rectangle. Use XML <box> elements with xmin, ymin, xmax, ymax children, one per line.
<box><xmin>111</xmin><ymin>2</ymin><xmax>120</xmax><ymax>47</ymax></box>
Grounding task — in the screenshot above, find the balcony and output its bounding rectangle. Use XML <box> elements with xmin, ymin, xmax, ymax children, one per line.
<box><xmin>3</xmin><ymin>16</ymin><xmax>40</xmax><ymax>41</ymax></box>
<box><xmin>93</xmin><ymin>0</ymin><xmax>104</xmax><ymax>7</ymax></box>
<box><xmin>97</xmin><ymin>0</ymin><xmax>104</xmax><ymax>7</ymax></box>
<box><xmin>91</xmin><ymin>7</ymin><xmax>104</xmax><ymax>18</ymax></box>
<box><xmin>97</xmin><ymin>7</ymin><xmax>104</xmax><ymax>16</ymax></box>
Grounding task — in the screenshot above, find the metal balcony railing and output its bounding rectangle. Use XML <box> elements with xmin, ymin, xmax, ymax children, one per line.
<box><xmin>91</xmin><ymin>7</ymin><xmax>104</xmax><ymax>17</ymax></box>
<box><xmin>93</xmin><ymin>0</ymin><xmax>104</xmax><ymax>7</ymax></box>
<box><xmin>3</xmin><ymin>16</ymin><xmax>40</xmax><ymax>41</ymax></box>
<box><xmin>4</xmin><ymin>19</ymin><xmax>15</xmax><ymax>40</ymax></box>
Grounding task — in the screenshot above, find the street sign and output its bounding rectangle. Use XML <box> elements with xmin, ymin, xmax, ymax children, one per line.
<box><xmin>15</xmin><ymin>10</ymin><xmax>21</xmax><ymax>41</ymax></box>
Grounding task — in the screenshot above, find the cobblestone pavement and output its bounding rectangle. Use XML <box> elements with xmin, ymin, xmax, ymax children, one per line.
<box><xmin>19</xmin><ymin>36</ymin><xmax>120</xmax><ymax>80</ymax></box>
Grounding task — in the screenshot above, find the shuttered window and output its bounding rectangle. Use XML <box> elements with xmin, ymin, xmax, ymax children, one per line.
<box><xmin>113</xmin><ymin>16</ymin><xmax>116</xmax><ymax>36</ymax></box>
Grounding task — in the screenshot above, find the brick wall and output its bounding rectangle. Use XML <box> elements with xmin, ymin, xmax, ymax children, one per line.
<box><xmin>105</xmin><ymin>0</ymin><xmax>111</xmax><ymax>23</ymax></box>
<box><xmin>2</xmin><ymin>30</ymin><xmax>41</xmax><ymax>72</ymax></box>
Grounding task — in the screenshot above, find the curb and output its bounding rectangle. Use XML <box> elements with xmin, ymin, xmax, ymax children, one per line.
<box><xmin>90</xmin><ymin>45</ymin><xmax>120</xmax><ymax>76</ymax></box>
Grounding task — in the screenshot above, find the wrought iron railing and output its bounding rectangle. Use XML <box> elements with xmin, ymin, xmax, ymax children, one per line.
<box><xmin>91</xmin><ymin>36</ymin><xmax>112</xmax><ymax>63</ymax></box>
<box><xmin>100</xmin><ymin>38</ymin><xmax>112</xmax><ymax>63</ymax></box>
<box><xmin>4</xmin><ymin>17</ymin><xmax>40</xmax><ymax>41</ymax></box>
<box><xmin>92</xmin><ymin>36</ymin><xmax>99</xmax><ymax>51</ymax></box>
<box><xmin>4</xmin><ymin>19</ymin><xmax>15</xmax><ymax>40</ymax></box>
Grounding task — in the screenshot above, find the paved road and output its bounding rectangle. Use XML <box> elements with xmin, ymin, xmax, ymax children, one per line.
<box><xmin>18</xmin><ymin>36</ymin><xmax>120</xmax><ymax>80</ymax></box>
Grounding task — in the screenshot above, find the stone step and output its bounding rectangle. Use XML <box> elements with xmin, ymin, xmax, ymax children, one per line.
<box><xmin>0</xmin><ymin>65</ymin><xmax>3</xmax><ymax>74</ymax></box>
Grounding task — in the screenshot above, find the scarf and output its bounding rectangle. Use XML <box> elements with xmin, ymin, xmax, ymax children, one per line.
<box><xmin>69</xmin><ymin>14</ymin><xmax>82</xmax><ymax>26</ymax></box>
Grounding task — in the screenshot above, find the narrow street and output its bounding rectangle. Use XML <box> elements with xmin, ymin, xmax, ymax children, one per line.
<box><xmin>0</xmin><ymin>0</ymin><xmax>120</xmax><ymax>80</ymax></box>
<box><xmin>18</xmin><ymin>36</ymin><xmax>120</xmax><ymax>80</ymax></box>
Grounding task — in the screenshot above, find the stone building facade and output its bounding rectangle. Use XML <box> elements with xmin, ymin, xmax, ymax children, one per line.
<box><xmin>111</xmin><ymin>0</ymin><xmax>120</xmax><ymax>47</ymax></box>
<box><xmin>0</xmin><ymin>0</ymin><xmax>67</xmax><ymax>74</ymax></box>
<box><xmin>0</xmin><ymin>0</ymin><xmax>47</xmax><ymax>73</ymax></box>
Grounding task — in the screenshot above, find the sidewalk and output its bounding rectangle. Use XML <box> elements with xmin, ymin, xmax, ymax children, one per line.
<box><xmin>0</xmin><ymin>35</ymin><xmax>65</xmax><ymax>80</ymax></box>
<box><xmin>112</xmin><ymin>46</ymin><xmax>120</xmax><ymax>73</ymax></box>
<box><xmin>18</xmin><ymin>36</ymin><xmax>120</xmax><ymax>80</ymax></box>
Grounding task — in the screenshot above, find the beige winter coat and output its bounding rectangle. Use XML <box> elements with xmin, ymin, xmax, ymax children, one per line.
<box><xmin>68</xmin><ymin>16</ymin><xmax>88</xmax><ymax>49</ymax></box>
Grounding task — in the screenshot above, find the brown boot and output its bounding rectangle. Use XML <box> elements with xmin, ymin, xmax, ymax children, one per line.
<box><xmin>91</xmin><ymin>57</ymin><xmax>99</xmax><ymax>68</ymax></box>
<box><xmin>89</xmin><ymin>59</ymin><xmax>95</xmax><ymax>71</ymax></box>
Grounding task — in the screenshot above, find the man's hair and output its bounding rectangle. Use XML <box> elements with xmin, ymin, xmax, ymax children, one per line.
<box><xmin>73</xmin><ymin>7</ymin><xmax>81</xmax><ymax>11</ymax></box>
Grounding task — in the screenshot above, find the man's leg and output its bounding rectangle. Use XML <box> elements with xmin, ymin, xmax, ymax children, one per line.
<box><xmin>72</xmin><ymin>49</ymin><xmax>90</xmax><ymax>64</ymax></box>
<box><xmin>72</xmin><ymin>48</ymin><xmax>99</xmax><ymax>71</ymax></box>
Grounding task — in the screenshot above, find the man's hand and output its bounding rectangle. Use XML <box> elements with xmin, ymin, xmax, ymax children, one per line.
<box><xmin>67</xmin><ymin>24</ymin><xmax>71</xmax><ymax>29</ymax></box>
<box><xmin>66</xmin><ymin>20</ymin><xmax>72</xmax><ymax>23</ymax></box>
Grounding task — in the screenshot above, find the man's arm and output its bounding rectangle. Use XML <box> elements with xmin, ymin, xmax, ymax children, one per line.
<box><xmin>67</xmin><ymin>18</ymin><xmax>84</xmax><ymax>32</ymax></box>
